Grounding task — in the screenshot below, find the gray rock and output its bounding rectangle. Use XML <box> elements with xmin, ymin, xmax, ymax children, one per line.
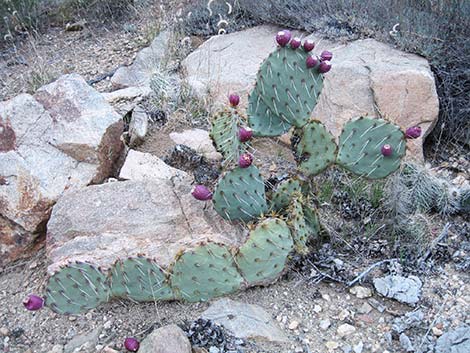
<box><xmin>399</xmin><ymin>333</ymin><xmax>414</xmax><ymax>352</ymax></box>
<box><xmin>169</xmin><ymin>129</ymin><xmax>222</xmax><ymax>161</ymax></box>
<box><xmin>392</xmin><ymin>310</ymin><xmax>425</xmax><ymax>334</ymax></box>
<box><xmin>46</xmin><ymin>178</ymin><xmax>243</xmax><ymax>274</ymax></box>
<box><xmin>183</xmin><ymin>25</ymin><xmax>438</xmax><ymax>161</ymax></box>
<box><xmin>111</xmin><ymin>31</ymin><xmax>171</xmax><ymax>89</ymax></box>
<box><xmin>373</xmin><ymin>275</ymin><xmax>422</xmax><ymax>304</ymax></box>
<box><xmin>201</xmin><ymin>298</ymin><xmax>289</xmax><ymax>343</ymax></box>
<box><xmin>353</xmin><ymin>341</ymin><xmax>364</xmax><ymax>353</ymax></box>
<box><xmin>0</xmin><ymin>74</ymin><xmax>123</xmax><ymax>266</ymax></box>
<box><xmin>119</xmin><ymin>150</ymin><xmax>187</xmax><ymax>181</ymax></box>
<box><xmin>435</xmin><ymin>326</ymin><xmax>470</xmax><ymax>353</ymax></box>
<box><xmin>139</xmin><ymin>324</ymin><xmax>191</xmax><ymax>353</ymax></box>
<box><xmin>129</xmin><ymin>106</ymin><xmax>149</xmax><ymax>146</ymax></box>
<box><xmin>64</xmin><ymin>327</ymin><xmax>101</xmax><ymax>353</ymax></box>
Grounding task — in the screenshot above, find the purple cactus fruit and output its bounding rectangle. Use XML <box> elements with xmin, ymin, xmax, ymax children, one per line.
<box><xmin>23</xmin><ymin>294</ymin><xmax>44</xmax><ymax>311</ymax></box>
<box><xmin>276</xmin><ymin>30</ymin><xmax>292</xmax><ymax>47</ymax></box>
<box><xmin>381</xmin><ymin>144</ymin><xmax>393</xmax><ymax>157</ymax></box>
<box><xmin>290</xmin><ymin>37</ymin><xmax>301</xmax><ymax>49</ymax></box>
<box><xmin>320</xmin><ymin>50</ymin><xmax>333</xmax><ymax>61</ymax></box>
<box><xmin>238</xmin><ymin>127</ymin><xmax>253</xmax><ymax>142</ymax></box>
<box><xmin>238</xmin><ymin>153</ymin><xmax>253</xmax><ymax>168</ymax></box>
<box><xmin>303</xmin><ymin>39</ymin><xmax>315</xmax><ymax>52</ymax></box>
<box><xmin>124</xmin><ymin>337</ymin><xmax>140</xmax><ymax>352</ymax></box>
<box><xmin>306</xmin><ymin>56</ymin><xmax>319</xmax><ymax>69</ymax></box>
<box><xmin>229</xmin><ymin>93</ymin><xmax>240</xmax><ymax>107</ymax></box>
<box><xmin>405</xmin><ymin>126</ymin><xmax>422</xmax><ymax>139</ymax></box>
<box><xmin>318</xmin><ymin>60</ymin><xmax>332</xmax><ymax>73</ymax></box>
<box><xmin>191</xmin><ymin>185</ymin><xmax>212</xmax><ymax>201</ymax></box>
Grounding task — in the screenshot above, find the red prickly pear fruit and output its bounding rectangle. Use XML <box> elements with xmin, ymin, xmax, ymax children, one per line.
<box><xmin>238</xmin><ymin>127</ymin><xmax>253</xmax><ymax>142</ymax></box>
<box><xmin>303</xmin><ymin>39</ymin><xmax>315</xmax><ymax>52</ymax></box>
<box><xmin>23</xmin><ymin>294</ymin><xmax>44</xmax><ymax>311</ymax></box>
<box><xmin>381</xmin><ymin>144</ymin><xmax>393</xmax><ymax>157</ymax></box>
<box><xmin>276</xmin><ymin>30</ymin><xmax>292</xmax><ymax>47</ymax></box>
<box><xmin>320</xmin><ymin>50</ymin><xmax>333</xmax><ymax>61</ymax></box>
<box><xmin>290</xmin><ymin>37</ymin><xmax>301</xmax><ymax>49</ymax></box>
<box><xmin>306</xmin><ymin>56</ymin><xmax>319</xmax><ymax>69</ymax></box>
<box><xmin>229</xmin><ymin>93</ymin><xmax>240</xmax><ymax>107</ymax></box>
<box><xmin>318</xmin><ymin>60</ymin><xmax>332</xmax><ymax>73</ymax></box>
<box><xmin>238</xmin><ymin>153</ymin><xmax>253</xmax><ymax>168</ymax></box>
<box><xmin>124</xmin><ymin>337</ymin><xmax>140</xmax><ymax>352</ymax></box>
<box><xmin>191</xmin><ymin>185</ymin><xmax>213</xmax><ymax>201</ymax></box>
<box><xmin>405</xmin><ymin>126</ymin><xmax>422</xmax><ymax>139</ymax></box>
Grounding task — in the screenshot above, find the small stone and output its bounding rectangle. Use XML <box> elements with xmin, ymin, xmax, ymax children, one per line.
<box><xmin>353</xmin><ymin>341</ymin><xmax>364</xmax><ymax>353</ymax></box>
<box><xmin>294</xmin><ymin>345</ymin><xmax>303</xmax><ymax>353</ymax></box>
<box><xmin>50</xmin><ymin>345</ymin><xmax>64</xmax><ymax>353</ymax></box>
<box><xmin>0</xmin><ymin>327</ymin><xmax>9</xmax><ymax>336</ymax></box>
<box><xmin>399</xmin><ymin>333</ymin><xmax>414</xmax><ymax>352</ymax></box>
<box><xmin>289</xmin><ymin>320</ymin><xmax>300</xmax><ymax>330</ymax></box>
<box><xmin>68</xmin><ymin>316</ymin><xmax>77</xmax><ymax>321</ymax></box>
<box><xmin>319</xmin><ymin>319</ymin><xmax>331</xmax><ymax>331</ymax></box>
<box><xmin>349</xmin><ymin>286</ymin><xmax>372</xmax><ymax>299</ymax></box>
<box><xmin>313</xmin><ymin>305</ymin><xmax>322</xmax><ymax>313</ymax></box>
<box><xmin>338</xmin><ymin>309</ymin><xmax>350</xmax><ymax>321</ymax></box>
<box><xmin>358</xmin><ymin>302</ymin><xmax>373</xmax><ymax>314</ymax></box>
<box><xmin>102</xmin><ymin>347</ymin><xmax>119</xmax><ymax>353</ymax></box>
<box><xmin>325</xmin><ymin>341</ymin><xmax>340</xmax><ymax>350</ymax></box>
<box><xmin>337</xmin><ymin>324</ymin><xmax>356</xmax><ymax>337</ymax></box>
<box><xmin>103</xmin><ymin>320</ymin><xmax>112</xmax><ymax>330</ymax></box>
<box><xmin>342</xmin><ymin>345</ymin><xmax>352</xmax><ymax>353</ymax></box>
<box><xmin>432</xmin><ymin>326</ymin><xmax>444</xmax><ymax>336</ymax></box>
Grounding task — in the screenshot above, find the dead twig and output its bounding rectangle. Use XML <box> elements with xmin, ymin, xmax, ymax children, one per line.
<box><xmin>417</xmin><ymin>222</ymin><xmax>450</xmax><ymax>267</ymax></box>
<box><xmin>347</xmin><ymin>258</ymin><xmax>398</xmax><ymax>287</ymax></box>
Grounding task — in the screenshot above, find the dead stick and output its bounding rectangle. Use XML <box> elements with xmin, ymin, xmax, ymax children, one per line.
<box><xmin>347</xmin><ymin>258</ymin><xmax>398</xmax><ymax>287</ymax></box>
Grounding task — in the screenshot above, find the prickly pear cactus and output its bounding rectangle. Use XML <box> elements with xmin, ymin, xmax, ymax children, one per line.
<box><xmin>294</xmin><ymin>120</ymin><xmax>337</xmax><ymax>176</ymax></box>
<box><xmin>110</xmin><ymin>257</ymin><xmax>174</xmax><ymax>301</ymax></box>
<box><xmin>236</xmin><ymin>218</ymin><xmax>293</xmax><ymax>285</ymax></box>
<box><xmin>303</xmin><ymin>201</ymin><xmax>321</xmax><ymax>240</ymax></box>
<box><xmin>45</xmin><ymin>262</ymin><xmax>110</xmax><ymax>315</ymax></box>
<box><xmin>213</xmin><ymin>165</ymin><xmax>268</xmax><ymax>222</ymax></box>
<box><xmin>210</xmin><ymin>108</ymin><xmax>245</xmax><ymax>163</ymax></box>
<box><xmin>170</xmin><ymin>243</ymin><xmax>243</xmax><ymax>302</ymax></box>
<box><xmin>248</xmin><ymin>47</ymin><xmax>324</xmax><ymax>136</ymax></box>
<box><xmin>337</xmin><ymin>117</ymin><xmax>406</xmax><ymax>179</ymax></box>
<box><xmin>270</xmin><ymin>178</ymin><xmax>302</xmax><ymax>211</ymax></box>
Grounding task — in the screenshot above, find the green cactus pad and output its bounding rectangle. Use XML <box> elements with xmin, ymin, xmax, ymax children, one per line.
<box><xmin>270</xmin><ymin>178</ymin><xmax>301</xmax><ymax>211</ymax></box>
<box><xmin>236</xmin><ymin>218</ymin><xmax>293</xmax><ymax>285</ymax></box>
<box><xmin>337</xmin><ymin>117</ymin><xmax>406</xmax><ymax>179</ymax></box>
<box><xmin>110</xmin><ymin>257</ymin><xmax>174</xmax><ymax>301</ymax></box>
<box><xmin>170</xmin><ymin>243</ymin><xmax>243</xmax><ymax>302</ymax></box>
<box><xmin>303</xmin><ymin>203</ymin><xmax>321</xmax><ymax>241</ymax></box>
<box><xmin>213</xmin><ymin>165</ymin><xmax>268</xmax><ymax>222</ymax></box>
<box><xmin>248</xmin><ymin>47</ymin><xmax>324</xmax><ymax>136</ymax></box>
<box><xmin>288</xmin><ymin>194</ymin><xmax>310</xmax><ymax>254</ymax></box>
<box><xmin>247</xmin><ymin>87</ymin><xmax>292</xmax><ymax>136</ymax></box>
<box><xmin>295</xmin><ymin>121</ymin><xmax>337</xmax><ymax>176</ymax></box>
<box><xmin>209</xmin><ymin>108</ymin><xmax>244</xmax><ymax>164</ymax></box>
<box><xmin>45</xmin><ymin>262</ymin><xmax>110</xmax><ymax>315</ymax></box>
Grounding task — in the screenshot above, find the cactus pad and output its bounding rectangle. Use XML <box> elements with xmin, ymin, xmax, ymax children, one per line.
<box><xmin>303</xmin><ymin>202</ymin><xmax>321</xmax><ymax>241</ymax></box>
<box><xmin>213</xmin><ymin>165</ymin><xmax>268</xmax><ymax>222</ymax></box>
<box><xmin>236</xmin><ymin>218</ymin><xmax>293</xmax><ymax>285</ymax></box>
<box><xmin>288</xmin><ymin>194</ymin><xmax>310</xmax><ymax>254</ymax></box>
<box><xmin>248</xmin><ymin>47</ymin><xmax>324</xmax><ymax>136</ymax></box>
<box><xmin>170</xmin><ymin>243</ymin><xmax>243</xmax><ymax>302</ymax></box>
<box><xmin>294</xmin><ymin>121</ymin><xmax>337</xmax><ymax>176</ymax></box>
<box><xmin>45</xmin><ymin>262</ymin><xmax>110</xmax><ymax>315</ymax></box>
<box><xmin>110</xmin><ymin>257</ymin><xmax>174</xmax><ymax>301</ymax></box>
<box><xmin>337</xmin><ymin>117</ymin><xmax>406</xmax><ymax>179</ymax></box>
<box><xmin>270</xmin><ymin>178</ymin><xmax>301</xmax><ymax>211</ymax></box>
<box><xmin>209</xmin><ymin>108</ymin><xmax>244</xmax><ymax>163</ymax></box>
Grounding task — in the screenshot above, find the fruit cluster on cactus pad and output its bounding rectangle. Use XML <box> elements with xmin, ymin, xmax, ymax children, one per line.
<box><xmin>40</xmin><ymin>30</ymin><xmax>421</xmax><ymax>315</ymax></box>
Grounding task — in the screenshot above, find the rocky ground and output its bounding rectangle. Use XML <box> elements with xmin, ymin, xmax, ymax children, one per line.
<box><xmin>0</xmin><ymin>3</ymin><xmax>469</xmax><ymax>353</ymax></box>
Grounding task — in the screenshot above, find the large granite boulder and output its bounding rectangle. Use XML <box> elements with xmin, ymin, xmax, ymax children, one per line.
<box><xmin>0</xmin><ymin>74</ymin><xmax>123</xmax><ymax>266</ymax></box>
<box><xmin>46</xmin><ymin>176</ymin><xmax>244</xmax><ymax>274</ymax></box>
<box><xmin>183</xmin><ymin>25</ymin><xmax>439</xmax><ymax>160</ymax></box>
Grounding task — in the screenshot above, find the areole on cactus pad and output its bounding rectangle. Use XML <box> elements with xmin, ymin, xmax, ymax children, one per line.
<box><xmin>41</xmin><ymin>29</ymin><xmax>410</xmax><ymax>315</ymax></box>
